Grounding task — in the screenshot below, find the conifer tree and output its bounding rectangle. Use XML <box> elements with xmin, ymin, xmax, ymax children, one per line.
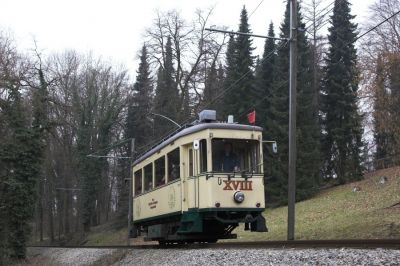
<box><xmin>255</xmin><ymin>22</ymin><xmax>277</xmax><ymax>190</ymax></box>
<box><xmin>217</xmin><ymin>63</ymin><xmax>224</xmax><ymax>88</ymax></box>
<box><xmin>266</xmin><ymin>1</ymin><xmax>320</xmax><ymax>205</ymax></box>
<box><xmin>265</xmin><ymin>3</ymin><xmax>290</xmax><ymax>205</ymax></box>
<box><xmin>321</xmin><ymin>0</ymin><xmax>363</xmax><ymax>183</ymax></box>
<box><xmin>296</xmin><ymin>11</ymin><xmax>320</xmax><ymax>201</ymax></box>
<box><xmin>119</xmin><ymin>45</ymin><xmax>153</xmax><ymax>215</ymax></box>
<box><xmin>154</xmin><ymin>36</ymin><xmax>180</xmax><ymax>136</ymax></box>
<box><xmin>222</xmin><ymin>6</ymin><xmax>255</xmax><ymax>119</ymax></box>
<box><xmin>126</xmin><ymin>44</ymin><xmax>153</xmax><ymax>148</ymax></box>
<box><xmin>203</xmin><ymin>61</ymin><xmax>224</xmax><ymax>113</ymax></box>
<box><xmin>221</xmin><ymin>35</ymin><xmax>237</xmax><ymax>118</ymax></box>
<box><xmin>255</xmin><ymin>22</ymin><xmax>276</xmax><ymax>136</ymax></box>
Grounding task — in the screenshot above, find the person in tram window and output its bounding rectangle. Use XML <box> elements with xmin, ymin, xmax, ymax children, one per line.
<box><xmin>216</xmin><ymin>142</ymin><xmax>240</xmax><ymax>172</ymax></box>
<box><xmin>171</xmin><ymin>164</ymin><xmax>179</xmax><ymax>180</ymax></box>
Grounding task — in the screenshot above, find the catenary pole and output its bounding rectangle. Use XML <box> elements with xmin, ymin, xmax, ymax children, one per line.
<box><xmin>288</xmin><ymin>0</ymin><xmax>297</xmax><ymax>241</ymax></box>
<box><xmin>205</xmin><ymin>1</ymin><xmax>297</xmax><ymax>239</ymax></box>
<box><xmin>127</xmin><ymin>138</ymin><xmax>135</xmax><ymax>245</ymax></box>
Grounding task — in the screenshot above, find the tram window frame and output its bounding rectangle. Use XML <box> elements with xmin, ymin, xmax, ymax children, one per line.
<box><xmin>167</xmin><ymin>148</ymin><xmax>180</xmax><ymax>182</ymax></box>
<box><xmin>155</xmin><ymin>156</ymin><xmax>166</xmax><ymax>187</ymax></box>
<box><xmin>211</xmin><ymin>139</ymin><xmax>261</xmax><ymax>173</ymax></box>
<box><xmin>134</xmin><ymin>169</ymin><xmax>142</xmax><ymax>195</ymax></box>
<box><xmin>199</xmin><ymin>139</ymin><xmax>207</xmax><ymax>173</ymax></box>
<box><xmin>144</xmin><ymin>163</ymin><xmax>153</xmax><ymax>192</ymax></box>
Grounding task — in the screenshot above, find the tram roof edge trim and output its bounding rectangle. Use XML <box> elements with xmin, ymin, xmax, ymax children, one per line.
<box><xmin>132</xmin><ymin>123</ymin><xmax>262</xmax><ymax>166</ymax></box>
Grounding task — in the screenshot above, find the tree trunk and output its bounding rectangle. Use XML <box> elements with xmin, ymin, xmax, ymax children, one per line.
<box><xmin>39</xmin><ymin>200</ymin><xmax>43</xmax><ymax>242</ymax></box>
<box><xmin>47</xmin><ymin>193</ymin><xmax>55</xmax><ymax>243</ymax></box>
<box><xmin>64</xmin><ymin>189</ymin><xmax>70</xmax><ymax>236</ymax></box>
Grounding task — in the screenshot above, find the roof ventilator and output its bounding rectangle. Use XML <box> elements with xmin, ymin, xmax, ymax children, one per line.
<box><xmin>198</xmin><ymin>110</ymin><xmax>216</xmax><ymax>123</ymax></box>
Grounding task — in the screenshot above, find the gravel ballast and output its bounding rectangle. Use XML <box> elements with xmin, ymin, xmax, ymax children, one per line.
<box><xmin>27</xmin><ymin>247</ymin><xmax>400</xmax><ymax>266</ymax></box>
<box><xmin>116</xmin><ymin>248</ymin><xmax>400</xmax><ymax>266</ymax></box>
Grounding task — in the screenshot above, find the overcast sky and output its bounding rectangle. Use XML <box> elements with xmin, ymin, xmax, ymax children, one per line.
<box><xmin>1</xmin><ymin>0</ymin><xmax>375</xmax><ymax>78</ymax></box>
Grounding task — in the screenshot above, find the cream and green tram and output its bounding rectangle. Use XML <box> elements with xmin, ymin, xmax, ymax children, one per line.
<box><xmin>131</xmin><ymin>111</ymin><xmax>268</xmax><ymax>244</ymax></box>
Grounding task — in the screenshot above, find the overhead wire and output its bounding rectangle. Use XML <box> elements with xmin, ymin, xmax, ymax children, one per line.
<box><xmin>89</xmin><ymin>1</ymin><xmax>269</xmax><ymax>158</ymax></box>
<box><xmin>236</xmin><ymin>80</ymin><xmax>289</xmax><ymax>122</ymax></box>
<box><xmin>191</xmin><ymin>39</ymin><xmax>289</xmax><ymax>118</ymax></box>
<box><xmin>353</xmin><ymin>9</ymin><xmax>400</xmax><ymax>42</ymax></box>
<box><xmin>175</xmin><ymin>38</ymin><xmax>289</xmax><ymax>130</ymax></box>
<box><xmin>249</xmin><ymin>0</ymin><xmax>265</xmax><ymax>19</ymax></box>
<box><xmin>303</xmin><ymin>0</ymin><xmax>336</xmax><ymax>31</ymax></box>
<box><xmin>88</xmin><ymin>2</ymin><xmax>400</xmax><ymax>159</ymax></box>
<box><xmin>236</xmin><ymin>2</ymin><xmax>400</xmax><ymax>123</ymax></box>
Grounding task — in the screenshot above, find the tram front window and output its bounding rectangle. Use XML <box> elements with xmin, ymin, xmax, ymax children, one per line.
<box><xmin>212</xmin><ymin>139</ymin><xmax>261</xmax><ymax>173</ymax></box>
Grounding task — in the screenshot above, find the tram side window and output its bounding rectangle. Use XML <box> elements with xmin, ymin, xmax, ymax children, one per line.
<box><xmin>134</xmin><ymin>169</ymin><xmax>142</xmax><ymax>195</ymax></box>
<box><xmin>189</xmin><ymin>148</ymin><xmax>193</xmax><ymax>176</ymax></box>
<box><xmin>155</xmin><ymin>156</ymin><xmax>166</xmax><ymax>187</ymax></box>
<box><xmin>167</xmin><ymin>148</ymin><xmax>180</xmax><ymax>182</ymax></box>
<box><xmin>144</xmin><ymin>163</ymin><xmax>153</xmax><ymax>192</ymax></box>
<box><xmin>199</xmin><ymin>139</ymin><xmax>207</xmax><ymax>173</ymax></box>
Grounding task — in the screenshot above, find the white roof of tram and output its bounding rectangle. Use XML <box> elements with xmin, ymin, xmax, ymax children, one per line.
<box><xmin>132</xmin><ymin>122</ymin><xmax>263</xmax><ymax>166</ymax></box>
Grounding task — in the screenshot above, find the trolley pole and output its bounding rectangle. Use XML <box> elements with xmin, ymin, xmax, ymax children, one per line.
<box><xmin>127</xmin><ymin>138</ymin><xmax>135</xmax><ymax>245</ymax></box>
<box><xmin>287</xmin><ymin>0</ymin><xmax>297</xmax><ymax>241</ymax></box>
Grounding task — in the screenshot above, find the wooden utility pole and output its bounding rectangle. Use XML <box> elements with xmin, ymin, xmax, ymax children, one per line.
<box><xmin>287</xmin><ymin>0</ymin><xmax>297</xmax><ymax>241</ymax></box>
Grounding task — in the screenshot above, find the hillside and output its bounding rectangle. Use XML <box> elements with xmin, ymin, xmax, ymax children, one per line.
<box><xmin>235</xmin><ymin>166</ymin><xmax>400</xmax><ymax>241</ymax></box>
<box><xmin>85</xmin><ymin>167</ymin><xmax>400</xmax><ymax>245</ymax></box>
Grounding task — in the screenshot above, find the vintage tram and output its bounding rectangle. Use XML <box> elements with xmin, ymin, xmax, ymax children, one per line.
<box><xmin>130</xmin><ymin>110</ymin><xmax>267</xmax><ymax>244</ymax></box>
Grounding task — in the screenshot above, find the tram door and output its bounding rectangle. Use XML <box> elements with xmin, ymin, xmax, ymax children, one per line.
<box><xmin>181</xmin><ymin>145</ymin><xmax>192</xmax><ymax>211</ymax></box>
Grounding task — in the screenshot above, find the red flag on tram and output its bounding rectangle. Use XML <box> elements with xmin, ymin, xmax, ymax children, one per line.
<box><xmin>247</xmin><ymin>110</ymin><xmax>256</xmax><ymax>124</ymax></box>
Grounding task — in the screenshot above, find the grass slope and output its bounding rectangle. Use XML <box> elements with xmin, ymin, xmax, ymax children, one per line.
<box><xmin>235</xmin><ymin>167</ymin><xmax>400</xmax><ymax>241</ymax></box>
<box><xmin>84</xmin><ymin>218</ymin><xmax>128</xmax><ymax>246</ymax></box>
<box><xmin>86</xmin><ymin>167</ymin><xmax>400</xmax><ymax>245</ymax></box>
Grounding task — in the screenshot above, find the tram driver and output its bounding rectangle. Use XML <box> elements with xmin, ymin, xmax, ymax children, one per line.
<box><xmin>170</xmin><ymin>164</ymin><xmax>179</xmax><ymax>180</ymax></box>
<box><xmin>214</xmin><ymin>142</ymin><xmax>240</xmax><ymax>172</ymax></box>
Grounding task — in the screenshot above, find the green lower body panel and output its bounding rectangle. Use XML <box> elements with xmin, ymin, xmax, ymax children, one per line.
<box><xmin>177</xmin><ymin>211</ymin><xmax>203</xmax><ymax>234</ymax></box>
<box><xmin>148</xmin><ymin>224</ymin><xmax>168</xmax><ymax>238</ymax></box>
<box><xmin>137</xmin><ymin>208</ymin><xmax>268</xmax><ymax>242</ymax></box>
<box><xmin>177</xmin><ymin>208</ymin><xmax>267</xmax><ymax>234</ymax></box>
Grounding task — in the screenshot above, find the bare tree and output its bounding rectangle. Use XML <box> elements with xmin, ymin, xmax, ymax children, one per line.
<box><xmin>302</xmin><ymin>0</ymin><xmax>331</xmax><ymax>109</ymax></box>
<box><xmin>359</xmin><ymin>0</ymin><xmax>400</xmax><ymax>163</ymax></box>
<box><xmin>145</xmin><ymin>8</ymin><xmax>227</xmax><ymax>120</ymax></box>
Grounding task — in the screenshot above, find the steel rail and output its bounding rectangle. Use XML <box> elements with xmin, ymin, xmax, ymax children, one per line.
<box><xmin>28</xmin><ymin>239</ymin><xmax>400</xmax><ymax>250</ymax></box>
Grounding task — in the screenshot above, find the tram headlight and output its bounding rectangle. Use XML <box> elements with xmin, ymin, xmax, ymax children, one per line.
<box><xmin>233</xmin><ymin>191</ymin><xmax>245</xmax><ymax>203</ymax></box>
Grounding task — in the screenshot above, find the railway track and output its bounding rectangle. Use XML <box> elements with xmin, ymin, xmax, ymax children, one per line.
<box><xmin>29</xmin><ymin>239</ymin><xmax>400</xmax><ymax>249</ymax></box>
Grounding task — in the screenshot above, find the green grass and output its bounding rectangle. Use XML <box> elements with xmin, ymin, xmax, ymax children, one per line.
<box><xmin>234</xmin><ymin>167</ymin><xmax>400</xmax><ymax>241</ymax></box>
<box><xmin>85</xmin><ymin>167</ymin><xmax>400</xmax><ymax>245</ymax></box>
<box><xmin>84</xmin><ymin>219</ymin><xmax>129</xmax><ymax>246</ymax></box>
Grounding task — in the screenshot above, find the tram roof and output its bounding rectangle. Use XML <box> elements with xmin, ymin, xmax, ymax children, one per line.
<box><xmin>132</xmin><ymin>122</ymin><xmax>262</xmax><ymax>166</ymax></box>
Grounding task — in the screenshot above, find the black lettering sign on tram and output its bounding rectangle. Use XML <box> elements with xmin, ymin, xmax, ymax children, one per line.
<box><xmin>148</xmin><ymin>198</ymin><xmax>158</xmax><ymax>209</ymax></box>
